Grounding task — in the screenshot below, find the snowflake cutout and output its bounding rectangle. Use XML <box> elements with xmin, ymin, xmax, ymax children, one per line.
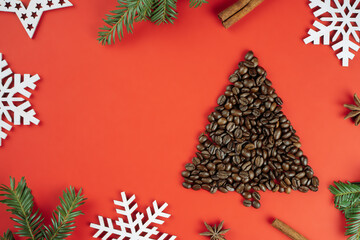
<box><xmin>0</xmin><ymin>53</ymin><xmax>40</xmax><ymax>146</ymax></box>
<box><xmin>90</xmin><ymin>192</ymin><xmax>177</xmax><ymax>240</ymax></box>
<box><xmin>0</xmin><ymin>0</ymin><xmax>73</xmax><ymax>38</ymax></box>
<box><xmin>304</xmin><ymin>0</ymin><xmax>360</xmax><ymax>66</ymax></box>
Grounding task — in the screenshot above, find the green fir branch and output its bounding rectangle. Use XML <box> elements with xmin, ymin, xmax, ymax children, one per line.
<box><xmin>330</xmin><ymin>181</ymin><xmax>360</xmax><ymax>240</ymax></box>
<box><xmin>98</xmin><ymin>0</ymin><xmax>154</xmax><ymax>45</ymax></box>
<box><xmin>0</xmin><ymin>230</ymin><xmax>15</xmax><ymax>240</ymax></box>
<box><xmin>0</xmin><ymin>177</ymin><xmax>43</xmax><ymax>240</ymax></box>
<box><xmin>98</xmin><ymin>0</ymin><xmax>207</xmax><ymax>44</ymax></box>
<box><xmin>42</xmin><ymin>187</ymin><xmax>86</xmax><ymax>240</ymax></box>
<box><xmin>151</xmin><ymin>0</ymin><xmax>177</xmax><ymax>24</ymax></box>
<box><xmin>0</xmin><ymin>177</ymin><xmax>86</xmax><ymax>240</ymax></box>
<box><xmin>189</xmin><ymin>0</ymin><xmax>207</xmax><ymax>8</ymax></box>
<box><xmin>330</xmin><ymin>181</ymin><xmax>360</xmax><ymax>211</ymax></box>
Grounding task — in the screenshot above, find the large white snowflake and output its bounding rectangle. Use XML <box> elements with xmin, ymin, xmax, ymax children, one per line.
<box><xmin>90</xmin><ymin>192</ymin><xmax>176</xmax><ymax>240</ymax></box>
<box><xmin>0</xmin><ymin>53</ymin><xmax>40</xmax><ymax>146</ymax></box>
<box><xmin>304</xmin><ymin>0</ymin><xmax>360</xmax><ymax>66</ymax></box>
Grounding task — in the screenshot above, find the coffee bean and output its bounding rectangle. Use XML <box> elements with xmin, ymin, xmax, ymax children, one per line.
<box><xmin>299</xmin><ymin>186</ymin><xmax>309</xmax><ymax>193</ymax></box>
<box><xmin>242</xmin><ymin>161</ymin><xmax>252</xmax><ymax>171</ymax></box>
<box><xmin>201</xmin><ymin>184</ymin><xmax>210</xmax><ymax>191</ymax></box>
<box><xmin>272</xmin><ymin>184</ymin><xmax>280</xmax><ymax>192</ymax></box>
<box><xmin>252</xmin><ymin>200</ymin><xmax>261</xmax><ymax>209</ymax></box>
<box><xmin>182</xmin><ymin>182</ymin><xmax>191</xmax><ymax>189</ymax></box>
<box><xmin>284</xmin><ymin>177</ymin><xmax>291</xmax><ymax>186</ymax></box>
<box><xmin>252</xmin><ymin>191</ymin><xmax>261</xmax><ymax>201</ymax></box>
<box><xmin>296</xmin><ymin>172</ymin><xmax>305</xmax><ymax>179</ymax></box>
<box><xmin>236</xmin><ymin>183</ymin><xmax>245</xmax><ymax>194</ymax></box>
<box><xmin>229</xmin><ymin>74</ymin><xmax>239</xmax><ymax>83</ymax></box>
<box><xmin>219</xmin><ymin>187</ymin><xmax>228</xmax><ymax>193</ymax></box>
<box><xmin>241</xmin><ymin>149</ymin><xmax>251</xmax><ymax>158</ymax></box>
<box><xmin>185</xmin><ymin>163</ymin><xmax>195</xmax><ymax>171</ymax></box>
<box><xmin>292</xmin><ymin>178</ymin><xmax>300</xmax><ymax>188</ymax></box>
<box><xmin>245</xmin><ymin>143</ymin><xmax>255</xmax><ymax>150</ymax></box>
<box><xmin>182</xmin><ymin>171</ymin><xmax>190</xmax><ymax>178</ymax></box>
<box><xmin>255</xmin><ymin>156</ymin><xmax>264</xmax><ymax>167</ymax></box>
<box><xmin>244</xmin><ymin>60</ymin><xmax>255</xmax><ymax>68</ymax></box>
<box><xmin>217</xmin><ymin>95</ymin><xmax>226</xmax><ymax>105</ymax></box>
<box><xmin>217</xmin><ymin>171</ymin><xmax>229</xmax><ymax>179</ymax></box>
<box><xmin>210</xmin><ymin>186</ymin><xmax>218</xmax><ymax>194</ymax></box>
<box><xmin>306</xmin><ymin>170</ymin><xmax>314</xmax><ymax>179</ymax></box>
<box><xmin>218</xmin><ymin>118</ymin><xmax>227</xmax><ymax>125</ymax></box>
<box><xmin>197</xmin><ymin>165</ymin><xmax>207</xmax><ymax>171</ymax></box>
<box><xmin>274</xmin><ymin>128</ymin><xmax>281</xmax><ymax>140</ymax></box>
<box><xmin>242</xmin><ymin>191</ymin><xmax>252</xmax><ymax>199</ymax></box>
<box><xmin>282</xmin><ymin>131</ymin><xmax>292</xmax><ymax>139</ymax></box>
<box><xmin>202</xmin><ymin>178</ymin><xmax>212</xmax><ymax>184</ymax></box>
<box><xmin>245</xmin><ymin>51</ymin><xmax>254</xmax><ymax>60</ymax></box>
<box><xmin>311</xmin><ymin>176</ymin><xmax>319</xmax><ymax>187</ymax></box>
<box><xmin>239</xmin><ymin>171</ymin><xmax>249</xmax><ymax>179</ymax></box>
<box><xmin>192</xmin><ymin>184</ymin><xmax>201</xmax><ymax>190</ymax></box>
<box><xmin>259</xmin><ymin>183</ymin><xmax>266</xmax><ymax>192</ymax></box>
<box><xmin>244</xmin><ymin>184</ymin><xmax>252</xmax><ymax>192</ymax></box>
<box><xmin>300</xmin><ymin>177</ymin><xmax>309</xmax><ymax>186</ymax></box>
<box><xmin>275</xmin><ymin>97</ymin><xmax>283</xmax><ymax>105</ymax></box>
<box><xmin>243</xmin><ymin>200</ymin><xmax>252</xmax><ymax>207</ymax></box>
<box><xmin>199</xmin><ymin>172</ymin><xmax>210</xmax><ymax>178</ymax></box>
<box><xmin>309</xmin><ymin>185</ymin><xmax>318</xmax><ymax>192</ymax></box>
<box><xmin>300</xmin><ymin>156</ymin><xmax>308</xmax><ymax>166</ymax></box>
<box><xmin>224</xmin><ymin>102</ymin><xmax>233</xmax><ymax>109</ymax></box>
<box><xmin>226</xmin><ymin>122</ymin><xmax>236</xmax><ymax>132</ymax></box>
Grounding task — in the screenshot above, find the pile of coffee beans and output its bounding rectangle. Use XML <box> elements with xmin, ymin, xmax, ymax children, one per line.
<box><xmin>182</xmin><ymin>51</ymin><xmax>319</xmax><ymax>209</ymax></box>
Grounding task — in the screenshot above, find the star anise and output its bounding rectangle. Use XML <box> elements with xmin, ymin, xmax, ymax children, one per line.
<box><xmin>200</xmin><ymin>221</ymin><xmax>230</xmax><ymax>240</ymax></box>
<box><xmin>344</xmin><ymin>93</ymin><xmax>360</xmax><ymax>126</ymax></box>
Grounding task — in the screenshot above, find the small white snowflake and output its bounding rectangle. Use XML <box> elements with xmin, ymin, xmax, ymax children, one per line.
<box><xmin>304</xmin><ymin>0</ymin><xmax>360</xmax><ymax>66</ymax></box>
<box><xmin>0</xmin><ymin>53</ymin><xmax>40</xmax><ymax>146</ymax></box>
<box><xmin>90</xmin><ymin>192</ymin><xmax>177</xmax><ymax>240</ymax></box>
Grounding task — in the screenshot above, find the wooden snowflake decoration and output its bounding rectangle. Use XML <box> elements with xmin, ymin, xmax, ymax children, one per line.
<box><xmin>90</xmin><ymin>192</ymin><xmax>176</xmax><ymax>240</ymax></box>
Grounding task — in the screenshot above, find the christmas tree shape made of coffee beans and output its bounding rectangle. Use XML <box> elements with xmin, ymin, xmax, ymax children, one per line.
<box><xmin>181</xmin><ymin>51</ymin><xmax>319</xmax><ymax>209</ymax></box>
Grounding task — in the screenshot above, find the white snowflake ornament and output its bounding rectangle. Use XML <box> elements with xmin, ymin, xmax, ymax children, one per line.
<box><xmin>304</xmin><ymin>0</ymin><xmax>360</xmax><ymax>67</ymax></box>
<box><xmin>0</xmin><ymin>0</ymin><xmax>73</xmax><ymax>38</ymax></box>
<box><xmin>0</xmin><ymin>53</ymin><xmax>40</xmax><ymax>146</ymax></box>
<box><xmin>90</xmin><ymin>192</ymin><xmax>177</xmax><ymax>240</ymax></box>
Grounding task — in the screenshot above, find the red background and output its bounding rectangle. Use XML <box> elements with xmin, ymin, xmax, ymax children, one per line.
<box><xmin>1</xmin><ymin>0</ymin><xmax>360</xmax><ymax>239</ymax></box>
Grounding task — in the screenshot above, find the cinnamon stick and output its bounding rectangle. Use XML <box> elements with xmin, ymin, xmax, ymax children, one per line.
<box><xmin>218</xmin><ymin>0</ymin><xmax>251</xmax><ymax>22</ymax></box>
<box><xmin>222</xmin><ymin>0</ymin><xmax>264</xmax><ymax>29</ymax></box>
<box><xmin>272</xmin><ymin>219</ymin><xmax>308</xmax><ymax>240</ymax></box>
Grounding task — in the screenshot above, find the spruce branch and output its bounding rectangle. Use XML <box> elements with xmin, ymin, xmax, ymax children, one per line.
<box><xmin>0</xmin><ymin>177</ymin><xmax>86</xmax><ymax>240</ymax></box>
<box><xmin>0</xmin><ymin>177</ymin><xmax>43</xmax><ymax>240</ymax></box>
<box><xmin>189</xmin><ymin>0</ymin><xmax>207</xmax><ymax>8</ymax></box>
<box><xmin>151</xmin><ymin>0</ymin><xmax>177</xmax><ymax>24</ymax></box>
<box><xmin>98</xmin><ymin>0</ymin><xmax>154</xmax><ymax>45</ymax></box>
<box><xmin>330</xmin><ymin>181</ymin><xmax>360</xmax><ymax>240</ymax></box>
<box><xmin>98</xmin><ymin>0</ymin><xmax>206</xmax><ymax>44</ymax></box>
<box><xmin>42</xmin><ymin>187</ymin><xmax>86</xmax><ymax>240</ymax></box>
<box><xmin>0</xmin><ymin>230</ymin><xmax>15</xmax><ymax>240</ymax></box>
